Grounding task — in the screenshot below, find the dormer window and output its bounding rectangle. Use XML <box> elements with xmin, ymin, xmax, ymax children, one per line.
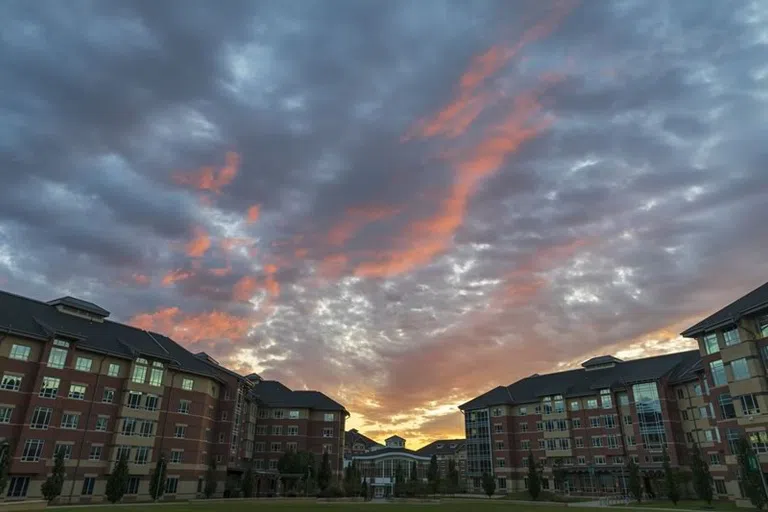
<box><xmin>48</xmin><ymin>341</ymin><xmax>69</xmax><ymax>369</ymax></box>
<box><xmin>132</xmin><ymin>358</ymin><xmax>148</xmax><ymax>384</ymax></box>
<box><xmin>149</xmin><ymin>361</ymin><xmax>164</xmax><ymax>387</ymax></box>
<box><xmin>436</xmin><ymin>444</ymin><xmax>444</xmax><ymax>449</ymax></box>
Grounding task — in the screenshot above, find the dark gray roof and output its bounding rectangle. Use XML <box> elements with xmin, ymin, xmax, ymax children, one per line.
<box><xmin>352</xmin><ymin>447</ymin><xmax>428</xmax><ymax>459</ymax></box>
<box><xmin>459</xmin><ymin>350</ymin><xmax>701</xmax><ymax>411</ymax></box>
<box><xmin>46</xmin><ymin>296</ymin><xmax>111</xmax><ymax>317</ymax></box>
<box><xmin>0</xmin><ymin>289</ymin><xmax>233</xmax><ymax>381</ymax></box>
<box><xmin>581</xmin><ymin>355</ymin><xmax>623</xmax><ymax>367</ymax></box>
<box><xmin>681</xmin><ymin>281</ymin><xmax>768</xmax><ymax>337</ymax></box>
<box><xmin>386</xmin><ymin>435</ymin><xmax>405</xmax><ymax>441</ymax></box>
<box><xmin>346</xmin><ymin>429</ymin><xmax>381</xmax><ymax>449</ymax></box>
<box><xmin>417</xmin><ymin>439</ymin><xmax>466</xmax><ymax>456</ymax></box>
<box><xmin>250</xmin><ymin>380</ymin><xmax>348</xmax><ymax>413</ymax></box>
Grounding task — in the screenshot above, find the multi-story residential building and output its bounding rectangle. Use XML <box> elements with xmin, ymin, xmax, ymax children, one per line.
<box><xmin>351</xmin><ymin>436</ymin><xmax>429</xmax><ymax>498</ymax></box>
<box><xmin>0</xmin><ymin>289</ymin><xmax>347</xmax><ymax>502</ymax></box>
<box><xmin>416</xmin><ymin>439</ymin><xmax>467</xmax><ymax>484</ymax></box>
<box><xmin>459</xmin><ymin>280</ymin><xmax>768</xmax><ymax>504</ymax></box>
<box><xmin>345</xmin><ymin>429</ymin><xmax>383</xmax><ymax>457</ymax></box>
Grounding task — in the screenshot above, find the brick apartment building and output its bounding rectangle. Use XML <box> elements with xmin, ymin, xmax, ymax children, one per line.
<box><xmin>0</xmin><ymin>289</ymin><xmax>347</xmax><ymax>502</ymax></box>
<box><xmin>416</xmin><ymin>439</ymin><xmax>467</xmax><ymax>484</ymax></box>
<box><xmin>459</xmin><ymin>280</ymin><xmax>768</xmax><ymax>503</ymax></box>
<box><xmin>344</xmin><ymin>429</ymin><xmax>383</xmax><ymax>460</ymax></box>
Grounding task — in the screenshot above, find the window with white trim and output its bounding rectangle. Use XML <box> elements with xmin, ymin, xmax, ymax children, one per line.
<box><xmin>287</xmin><ymin>426</ymin><xmax>299</xmax><ymax>436</ymax></box>
<box><xmin>47</xmin><ymin>344</ymin><xmax>68</xmax><ymax>369</ymax></box>
<box><xmin>132</xmin><ymin>358</ymin><xmax>148</xmax><ymax>383</ymax></box>
<box><xmin>149</xmin><ymin>361</ymin><xmax>164</xmax><ymax>386</ymax></box>
<box><xmin>0</xmin><ymin>406</ymin><xmax>11</xmax><ymax>424</ymax></box>
<box><xmin>95</xmin><ymin>416</ymin><xmax>108</xmax><ymax>431</ymax></box>
<box><xmin>324</xmin><ymin>413</ymin><xmax>335</xmax><ymax>422</ymax></box>
<box><xmin>21</xmin><ymin>439</ymin><xmax>44</xmax><ymax>462</ymax></box>
<box><xmin>61</xmin><ymin>413</ymin><xmax>79</xmax><ymax>429</ymax></box>
<box><xmin>68</xmin><ymin>384</ymin><xmax>86</xmax><ymax>400</ymax></box>
<box><xmin>75</xmin><ymin>357</ymin><xmax>92</xmax><ymax>372</ymax></box>
<box><xmin>9</xmin><ymin>344</ymin><xmax>31</xmax><ymax>361</ymax></box>
<box><xmin>165</xmin><ymin>477</ymin><xmax>179</xmax><ymax>494</ymax></box>
<box><xmin>1</xmin><ymin>374</ymin><xmax>21</xmax><ymax>391</ymax></box>
<box><xmin>178</xmin><ymin>399</ymin><xmax>190</xmax><ymax>414</ymax></box>
<box><xmin>7</xmin><ymin>477</ymin><xmax>30</xmax><ymax>497</ymax></box>
<box><xmin>39</xmin><ymin>376</ymin><xmax>59</xmax><ymax>398</ymax></box>
<box><xmin>323</xmin><ymin>427</ymin><xmax>333</xmax><ymax>437</ymax></box>
<box><xmin>175</xmin><ymin>425</ymin><xmax>187</xmax><ymax>438</ymax></box>
<box><xmin>89</xmin><ymin>445</ymin><xmax>102</xmax><ymax>460</ymax></box>
<box><xmin>102</xmin><ymin>388</ymin><xmax>115</xmax><ymax>403</ymax></box>
<box><xmin>81</xmin><ymin>477</ymin><xmax>95</xmax><ymax>496</ymax></box>
<box><xmin>30</xmin><ymin>407</ymin><xmax>52</xmax><ymax>429</ymax></box>
<box><xmin>107</xmin><ymin>363</ymin><xmax>120</xmax><ymax>377</ymax></box>
<box><xmin>181</xmin><ymin>378</ymin><xmax>194</xmax><ymax>391</ymax></box>
<box><xmin>171</xmin><ymin>450</ymin><xmax>183</xmax><ymax>463</ymax></box>
<box><xmin>724</xmin><ymin>327</ymin><xmax>740</xmax><ymax>346</ymax></box>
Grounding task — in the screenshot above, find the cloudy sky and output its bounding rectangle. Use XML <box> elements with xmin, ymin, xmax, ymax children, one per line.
<box><xmin>1</xmin><ymin>0</ymin><xmax>767</xmax><ymax>446</ymax></box>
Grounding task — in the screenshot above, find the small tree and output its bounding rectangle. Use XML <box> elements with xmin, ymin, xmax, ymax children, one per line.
<box><xmin>0</xmin><ymin>442</ymin><xmax>12</xmax><ymax>497</ymax></box>
<box><xmin>106</xmin><ymin>451</ymin><xmax>129</xmax><ymax>503</ymax></box>
<box><xmin>394</xmin><ymin>462</ymin><xmax>405</xmax><ymax>497</ymax></box>
<box><xmin>242</xmin><ymin>465</ymin><xmax>255</xmax><ymax>498</ymax></box>
<box><xmin>690</xmin><ymin>444</ymin><xmax>713</xmax><ymax>505</ymax></box>
<box><xmin>662</xmin><ymin>446</ymin><xmax>680</xmax><ymax>505</ymax></box>
<box><xmin>149</xmin><ymin>454</ymin><xmax>168</xmax><ymax>501</ymax></box>
<box><xmin>317</xmin><ymin>451</ymin><xmax>332</xmax><ymax>491</ymax></box>
<box><xmin>627</xmin><ymin>456</ymin><xmax>642</xmax><ymax>503</ymax></box>
<box><xmin>41</xmin><ymin>449</ymin><xmax>66</xmax><ymax>502</ymax></box>
<box><xmin>482</xmin><ymin>472</ymin><xmax>496</xmax><ymax>498</ymax></box>
<box><xmin>427</xmin><ymin>454</ymin><xmax>439</xmax><ymax>494</ymax></box>
<box><xmin>527</xmin><ymin>452</ymin><xmax>541</xmax><ymax>500</ymax></box>
<box><xmin>204</xmin><ymin>460</ymin><xmax>218</xmax><ymax>498</ymax></box>
<box><xmin>447</xmin><ymin>458</ymin><xmax>460</xmax><ymax>495</ymax></box>
<box><xmin>361</xmin><ymin>476</ymin><xmax>368</xmax><ymax>500</ymax></box>
<box><xmin>736</xmin><ymin>437</ymin><xmax>767</xmax><ymax>509</ymax></box>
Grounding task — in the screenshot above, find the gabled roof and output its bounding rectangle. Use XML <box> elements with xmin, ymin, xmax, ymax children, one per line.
<box><xmin>581</xmin><ymin>355</ymin><xmax>622</xmax><ymax>367</ymax></box>
<box><xmin>386</xmin><ymin>435</ymin><xmax>405</xmax><ymax>441</ymax></box>
<box><xmin>681</xmin><ymin>281</ymin><xmax>768</xmax><ymax>337</ymax></box>
<box><xmin>250</xmin><ymin>380</ymin><xmax>348</xmax><ymax>413</ymax></box>
<box><xmin>417</xmin><ymin>439</ymin><xmax>466</xmax><ymax>456</ymax></box>
<box><xmin>346</xmin><ymin>429</ymin><xmax>381</xmax><ymax>449</ymax></box>
<box><xmin>47</xmin><ymin>296</ymin><xmax>111</xmax><ymax>317</ymax></box>
<box><xmin>351</xmin><ymin>447</ymin><xmax>429</xmax><ymax>460</ymax></box>
<box><xmin>459</xmin><ymin>350</ymin><xmax>701</xmax><ymax>411</ymax></box>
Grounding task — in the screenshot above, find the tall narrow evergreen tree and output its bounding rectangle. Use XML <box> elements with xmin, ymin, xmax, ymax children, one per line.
<box><xmin>482</xmin><ymin>472</ymin><xmax>496</xmax><ymax>498</ymax></box>
<box><xmin>106</xmin><ymin>451</ymin><xmax>129</xmax><ymax>503</ymax></box>
<box><xmin>627</xmin><ymin>457</ymin><xmax>642</xmax><ymax>503</ymax></box>
<box><xmin>527</xmin><ymin>452</ymin><xmax>541</xmax><ymax>500</ymax></box>
<box><xmin>447</xmin><ymin>458</ymin><xmax>460</xmax><ymax>494</ymax></box>
<box><xmin>662</xmin><ymin>446</ymin><xmax>680</xmax><ymax>504</ymax></box>
<box><xmin>204</xmin><ymin>459</ymin><xmax>218</xmax><ymax>498</ymax></box>
<box><xmin>690</xmin><ymin>444</ymin><xmax>713</xmax><ymax>505</ymax></box>
<box><xmin>427</xmin><ymin>454</ymin><xmax>439</xmax><ymax>494</ymax></box>
<box><xmin>242</xmin><ymin>465</ymin><xmax>255</xmax><ymax>498</ymax></box>
<box><xmin>0</xmin><ymin>442</ymin><xmax>11</xmax><ymax>497</ymax></box>
<box><xmin>394</xmin><ymin>462</ymin><xmax>405</xmax><ymax>497</ymax></box>
<box><xmin>149</xmin><ymin>454</ymin><xmax>168</xmax><ymax>501</ymax></box>
<box><xmin>736</xmin><ymin>437</ymin><xmax>767</xmax><ymax>510</ymax></box>
<box><xmin>317</xmin><ymin>451</ymin><xmax>332</xmax><ymax>491</ymax></box>
<box><xmin>41</xmin><ymin>449</ymin><xmax>66</xmax><ymax>502</ymax></box>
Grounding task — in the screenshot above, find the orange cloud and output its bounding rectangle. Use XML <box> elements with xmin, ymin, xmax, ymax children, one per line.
<box><xmin>161</xmin><ymin>268</ymin><xmax>194</xmax><ymax>286</ymax></box>
<box><xmin>233</xmin><ymin>276</ymin><xmax>259</xmax><ymax>301</ymax></box>
<box><xmin>263</xmin><ymin>264</ymin><xmax>280</xmax><ymax>297</ymax></box>
<box><xmin>247</xmin><ymin>204</ymin><xmax>261</xmax><ymax>224</ymax></box>
<box><xmin>130</xmin><ymin>307</ymin><xmax>250</xmax><ymax>345</ymax></box>
<box><xmin>186</xmin><ymin>227</ymin><xmax>211</xmax><ymax>258</ymax></box>
<box><xmin>327</xmin><ymin>205</ymin><xmax>401</xmax><ymax>247</ymax></box>
<box><xmin>131</xmin><ymin>273</ymin><xmax>150</xmax><ymax>285</ymax></box>
<box><xmin>173</xmin><ymin>151</ymin><xmax>241</xmax><ymax>193</ymax></box>
<box><xmin>210</xmin><ymin>266</ymin><xmax>232</xmax><ymax>277</ymax></box>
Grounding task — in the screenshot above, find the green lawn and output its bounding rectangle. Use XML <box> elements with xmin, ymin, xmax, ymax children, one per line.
<box><xmin>619</xmin><ymin>499</ymin><xmax>740</xmax><ymax>510</ymax></box>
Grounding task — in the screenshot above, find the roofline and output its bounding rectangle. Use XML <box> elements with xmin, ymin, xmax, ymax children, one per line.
<box><xmin>351</xmin><ymin>452</ymin><xmax>430</xmax><ymax>461</ymax></box>
<box><xmin>681</xmin><ymin>299</ymin><xmax>768</xmax><ymax>337</ymax></box>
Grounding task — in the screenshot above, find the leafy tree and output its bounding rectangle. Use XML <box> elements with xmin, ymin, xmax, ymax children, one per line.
<box><xmin>527</xmin><ymin>452</ymin><xmax>541</xmax><ymax>500</ymax></box>
<box><xmin>41</xmin><ymin>449</ymin><xmax>66</xmax><ymax>502</ymax></box>
<box><xmin>0</xmin><ymin>442</ymin><xmax>12</xmax><ymax>497</ymax></box>
<box><xmin>662</xmin><ymin>446</ymin><xmax>680</xmax><ymax>505</ymax></box>
<box><xmin>552</xmin><ymin>458</ymin><xmax>567</xmax><ymax>493</ymax></box>
<box><xmin>361</xmin><ymin>476</ymin><xmax>368</xmax><ymax>501</ymax></box>
<box><xmin>149</xmin><ymin>454</ymin><xmax>168</xmax><ymax>501</ymax></box>
<box><xmin>690</xmin><ymin>443</ymin><xmax>713</xmax><ymax>505</ymax></box>
<box><xmin>318</xmin><ymin>450</ymin><xmax>332</xmax><ymax>491</ymax></box>
<box><xmin>482</xmin><ymin>472</ymin><xmax>496</xmax><ymax>498</ymax></box>
<box><xmin>343</xmin><ymin>461</ymin><xmax>361</xmax><ymax>497</ymax></box>
<box><xmin>627</xmin><ymin>456</ymin><xmax>642</xmax><ymax>503</ymax></box>
<box><xmin>204</xmin><ymin>459</ymin><xmax>218</xmax><ymax>498</ymax></box>
<box><xmin>106</xmin><ymin>451</ymin><xmax>129</xmax><ymax>503</ymax></box>
<box><xmin>427</xmin><ymin>454</ymin><xmax>440</xmax><ymax>494</ymax></box>
<box><xmin>736</xmin><ymin>437</ymin><xmax>767</xmax><ymax>510</ymax></box>
<box><xmin>447</xmin><ymin>458</ymin><xmax>460</xmax><ymax>495</ymax></box>
<box><xmin>406</xmin><ymin>460</ymin><xmax>420</xmax><ymax>497</ymax></box>
<box><xmin>394</xmin><ymin>462</ymin><xmax>405</xmax><ymax>497</ymax></box>
<box><xmin>242</xmin><ymin>465</ymin><xmax>255</xmax><ymax>498</ymax></box>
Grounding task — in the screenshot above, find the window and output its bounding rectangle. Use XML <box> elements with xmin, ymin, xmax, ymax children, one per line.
<box><xmin>715</xmin><ymin>479</ymin><xmax>727</xmax><ymax>494</ymax></box>
<box><xmin>759</xmin><ymin>316</ymin><xmax>768</xmax><ymax>338</ymax></box>
<box><xmin>623</xmin><ymin>414</ymin><xmax>632</xmax><ymax>425</ymax></box>
<box><xmin>676</xmin><ymin>388</ymin><xmax>685</xmax><ymax>399</ymax></box>
<box><xmin>256</xmin><ymin>425</ymin><xmax>267</xmax><ymax>435</ymax></box>
<box><xmin>271</xmin><ymin>425</ymin><xmax>282</xmax><ymax>435</ymax></box>
<box><xmin>519</xmin><ymin>422</ymin><xmax>528</xmax><ymax>432</ymax></box>
<box><xmin>590</xmin><ymin>417</ymin><xmax>600</xmax><ymax>428</ymax></box>
<box><xmin>498</xmin><ymin>477</ymin><xmax>507</xmax><ymax>489</ymax></box>
<box><xmin>89</xmin><ymin>445</ymin><xmax>102</xmax><ymax>461</ymax></box>
<box><xmin>165</xmin><ymin>477</ymin><xmax>179</xmax><ymax>494</ymax></box>
<box><xmin>594</xmin><ymin>455</ymin><xmax>606</xmax><ymax>465</ymax></box>
<box><xmin>535</xmin><ymin>422</ymin><xmax>542</xmax><ymax>432</ymax></box>
<box><xmin>80</xmin><ymin>476</ymin><xmax>96</xmax><ymax>496</ymax></box>
<box><xmin>577</xmin><ymin>456</ymin><xmax>586</xmax><ymax>465</ymax></box>
<box><xmin>534</xmin><ymin>406</ymin><xmax>541</xmax><ymax>414</ymax></box>
<box><xmin>175</xmin><ymin>425</ymin><xmax>186</xmax><ymax>438</ymax></box>
<box><xmin>686</xmin><ymin>432</ymin><xmax>695</xmax><ymax>443</ymax></box>
<box><xmin>618</xmin><ymin>392</ymin><xmax>629</xmax><ymax>406</ymax></box>
<box><xmin>607</xmin><ymin>434</ymin><xmax>621</xmax><ymax>449</ymax></box>
<box><xmin>271</xmin><ymin>442</ymin><xmax>281</xmax><ymax>452</ymax></box>
<box><xmin>145</xmin><ymin>395</ymin><xmax>159</xmax><ymax>411</ymax></box>
<box><xmin>47</xmin><ymin>346</ymin><xmax>68</xmax><ymax>369</ymax></box>
<box><xmin>492</xmin><ymin>407</ymin><xmax>502</xmax><ymax>417</ymax></box>
<box><xmin>554</xmin><ymin>395</ymin><xmax>565</xmax><ymax>413</ymax></box>
<box><xmin>723</xmin><ymin>327</ymin><xmax>740</xmax><ymax>346</ymax></box>
<box><xmin>324</xmin><ymin>413</ymin><xmax>335</xmax><ymax>422</ymax></box>
<box><xmin>710</xmin><ymin>360</ymin><xmax>726</xmax><ymax>386</ymax></box>
<box><xmin>39</xmin><ymin>376</ymin><xmax>60</xmax><ymax>398</ymax></box>
<box><xmin>1</xmin><ymin>373</ymin><xmax>21</xmax><ymax>391</ymax></box>
<box><xmin>69</xmin><ymin>384</ymin><xmax>86</xmax><ymax>400</ymax></box>
<box><xmin>699</xmin><ymin>406</ymin><xmax>710</xmax><ymax>419</ymax></box>
<box><xmin>9</xmin><ymin>344</ymin><xmax>31</xmax><ymax>361</ymax></box>
<box><xmin>682</xmin><ymin>410</ymin><xmax>689</xmax><ymax>420</ymax></box>
<box><xmin>178</xmin><ymin>399</ymin><xmax>190</xmax><ymax>414</ymax></box>
<box><xmin>102</xmin><ymin>388</ymin><xmax>115</xmax><ymax>403</ymax></box>
<box><xmin>139</xmin><ymin>420</ymin><xmax>154</xmax><ymax>437</ymax></box>
<box><xmin>108</xmin><ymin>363</ymin><xmax>120</xmax><ymax>377</ymax></box>
<box><xmin>731</xmin><ymin>358</ymin><xmax>751</xmax><ymax>381</ymax></box>
<box><xmin>95</xmin><ymin>417</ymin><xmax>108</xmax><ymax>431</ymax></box>
<box><xmin>116</xmin><ymin>445</ymin><xmax>131</xmax><ymax>461</ymax></box>
<box><xmin>30</xmin><ymin>407</ymin><xmax>52</xmax><ymax>429</ymax></box>
<box><xmin>495</xmin><ymin>441</ymin><xmax>505</xmax><ymax>450</ymax></box>
<box><xmin>122</xmin><ymin>418</ymin><xmax>136</xmax><ymax>436</ymax></box>
<box><xmin>7</xmin><ymin>477</ymin><xmax>30</xmax><ymax>497</ymax></box>
<box><xmin>626</xmin><ymin>435</ymin><xmax>636</xmax><ymax>447</ymax></box>
<box><xmin>0</xmin><ymin>406</ymin><xmax>11</xmax><ymax>424</ymax></box>
<box><xmin>521</xmin><ymin>440</ymin><xmax>530</xmax><ymax>450</ymax></box>
<box><xmin>21</xmin><ymin>439</ymin><xmax>44</xmax><ymax>462</ymax></box>
<box><xmin>268</xmin><ymin>459</ymin><xmax>278</xmax><ymax>469</ymax></box>
<box><xmin>572</xmin><ymin>418</ymin><xmax>581</xmax><ymax>429</ymax></box>
<box><xmin>75</xmin><ymin>357</ymin><xmax>92</xmax><ymax>372</ymax></box>
<box><xmin>323</xmin><ymin>428</ymin><xmax>333</xmax><ymax>438</ymax></box>
<box><xmin>496</xmin><ymin>458</ymin><xmax>506</xmax><ymax>467</ymax></box>
<box><xmin>740</xmin><ymin>394</ymin><xmax>761</xmax><ymax>415</ymax></box>
<box><xmin>254</xmin><ymin>442</ymin><xmax>265</xmax><ymax>453</ymax></box>
<box><xmin>273</xmin><ymin>410</ymin><xmax>284</xmax><ymax>419</ymax></box>
<box><xmin>258</xmin><ymin>409</ymin><xmax>269</xmax><ymax>419</ymax></box>
<box><xmin>575</xmin><ymin>437</ymin><xmax>584</xmax><ymax>448</ymax></box>
<box><xmin>522</xmin><ymin>458</ymin><xmax>529</xmax><ymax>467</ymax></box>
<box><xmin>604</xmin><ymin>415</ymin><xmax>616</xmax><ymax>428</ymax></box>
<box><xmin>287</xmin><ymin>426</ymin><xmax>299</xmax><ymax>436</ymax></box>
<box><xmin>750</xmin><ymin>431</ymin><xmax>768</xmax><ymax>454</ymax></box>
<box><xmin>710</xmin><ymin>453</ymin><xmax>721</xmax><ymax>465</ymax></box>
<box><xmin>592</xmin><ymin>436</ymin><xmax>603</xmax><ymax>448</ymax></box>
<box><xmin>693</xmin><ymin>383</ymin><xmax>702</xmax><ymax>396</ymax></box>
<box><xmin>586</xmin><ymin>399</ymin><xmax>598</xmax><ymax>409</ymax></box>
<box><xmin>126</xmin><ymin>477</ymin><xmax>140</xmax><ymax>495</ymax></box>
<box><xmin>612</xmin><ymin>456</ymin><xmax>624</xmax><ymax>465</ymax></box>
<box><xmin>538</xmin><ymin>439</ymin><xmax>545</xmax><ymax>450</ymax></box>
<box><xmin>286</xmin><ymin>442</ymin><xmax>298</xmax><ymax>452</ymax></box>
<box><xmin>519</xmin><ymin>406</ymin><xmax>527</xmax><ymax>415</ymax></box>
<box><xmin>570</xmin><ymin>401</ymin><xmax>580</xmax><ymax>411</ymax></box>
<box><xmin>61</xmin><ymin>413</ymin><xmax>79</xmax><ymax>429</ymax></box>
<box><xmin>132</xmin><ymin>358</ymin><xmax>148</xmax><ymax>383</ymax></box>
<box><xmin>719</xmin><ymin>394</ymin><xmax>736</xmax><ymax>419</ymax></box>
<box><xmin>218</xmin><ymin>433</ymin><xmax>225</xmax><ymax>443</ymax></box>
<box><xmin>181</xmin><ymin>378</ymin><xmax>194</xmax><ymax>390</ymax></box>
<box><xmin>600</xmin><ymin>389</ymin><xmax>612</xmax><ymax>409</ymax></box>
<box><xmin>703</xmin><ymin>333</ymin><xmax>719</xmax><ymax>354</ymax></box>
<box><xmin>127</xmin><ymin>391</ymin><xmax>142</xmax><ymax>408</ymax></box>
<box><xmin>221</xmin><ymin>412</ymin><xmax>228</xmax><ymax>421</ymax></box>
<box><xmin>496</xmin><ymin>424</ymin><xmax>504</xmax><ymax>433</ymax></box>
<box><xmin>149</xmin><ymin>361</ymin><xmax>164</xmax><ymax>386</ymax></box>
<box><xmin>289</xmin><ymin>410</ymin><xmax>300</xmax><ymax>419</ymax></box>
<box><xmin>171</xmin><ymin>450</ymin><xmax>183</xmax><ymax>463</ymax></box>
<box><xmin>134</xmin><ymin>446</ymin><xmax>149</xmax><ymax>464</ymax></box>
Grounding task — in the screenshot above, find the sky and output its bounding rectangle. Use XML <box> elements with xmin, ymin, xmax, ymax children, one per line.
<box><xmin>1</xmin><ymin>0</ymin><xmax>767</xmax><ymax>448</ymax></box>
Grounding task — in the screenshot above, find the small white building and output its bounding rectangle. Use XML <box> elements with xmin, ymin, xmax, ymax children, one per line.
<box><xmin>351</xmin><ymin>436</ymin><xmax>429</xmax><ymax>498</ymax></box>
